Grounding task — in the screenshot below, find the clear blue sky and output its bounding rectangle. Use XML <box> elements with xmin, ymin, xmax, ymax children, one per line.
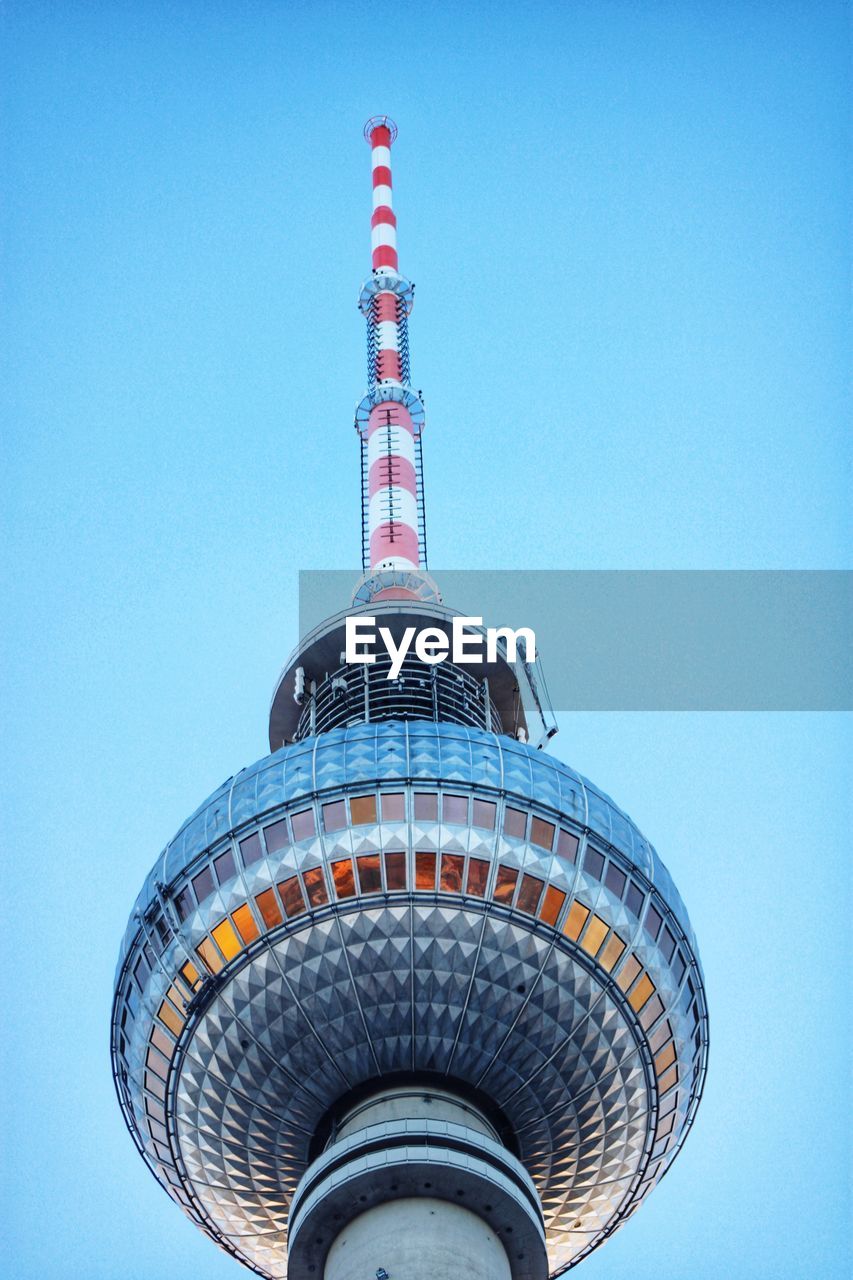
<box><xmin>1</xmin><ymin>3</ymin><xmax>849</xmax><ymax>1278</ymax></box>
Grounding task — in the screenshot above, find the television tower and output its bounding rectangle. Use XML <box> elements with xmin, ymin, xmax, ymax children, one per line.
<box><xmin>112</xmin><ymin>118</ymin><xmax>708</xmax><ymax>1280</ymax></box>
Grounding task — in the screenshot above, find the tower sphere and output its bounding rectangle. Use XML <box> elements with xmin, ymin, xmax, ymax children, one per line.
<box><xmin>111</xmin><ymin>122</ymin><xmax>708</xmax><ymax>1280</ymax></box>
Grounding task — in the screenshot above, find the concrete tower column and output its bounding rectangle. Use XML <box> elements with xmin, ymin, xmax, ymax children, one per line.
<box><xmin>286</xmin><ymin>1084</ymin><xmax>549</xmax><ymax>1280</ymax></box>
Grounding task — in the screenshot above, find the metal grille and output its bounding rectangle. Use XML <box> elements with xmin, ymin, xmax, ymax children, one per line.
<box><xmin>294</xmin><ymin>653</ymin><xmax>503</xmax><ymax>739</ymax></box>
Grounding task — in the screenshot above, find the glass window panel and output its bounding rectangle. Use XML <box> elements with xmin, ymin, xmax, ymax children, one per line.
<box><xmin>214</xmin><ymin>849</ymin><xmax>236</xmax><ymax>885</ymax></box>
<box><xmin>174</xmin><ymin>888</ymin><xmax>194</xmax><ymax>921</ymax></box>
<box><xmin>503</xmin><ymin>807</ymin><xmax>526</xmax><ymax>839</ymax></box>
<box><xmin>381</xmin><ymin>792</ymin><xmax>405</xmax><ymax>821</ymax></box>
<box><xmin>414</xmin><ymin>792</ymin><xmax>438</xmax><ymax>822</ymax></box>
<box><xmin>165</xmin><ymin>983</ymin><xmax>187</xmax><ymax>1013</ymax></box>
<box><xmin>581</xmin><ymin>913</ymin><xmax>609</xmax><ymax>956</ymax></box>
<box><xmin>472</xmin><ymin>798</ymin><xmax>496</xmax><ymax>831</ymax></box>
<box><xmin>146</xmin><ymin>1046</ymin><xmax>169</xmax><ymax>1080</ymax></box>
<box><xmin>657</xmin><ymin>1063</ymin><xmax>679</xmax><ymax>1094</ymax></box>
<box><xmin>440</xmin><ymin>853</ymin><xmax>465</xmax><ymax>893</ymax></box>
<box><xmin>191</xmin><ymin>865</ymin><xmax>215</xmax><ymax>903</ymax></box>
<box><xmin>557</xmin><ymin>828</ymin><xmax>578</xmax><ymax>862</ymax></box>
<box><xmin>351</xmin><ymin>794</ymin><xmax>378</xmax><ymax>825</ymax></box>
<box><xmin>144</xmin><ymin>1069</ymin><xmax>166</xmax><ymax>1100</ymax></box>
<box><xmin>133</xmin><ymin>954</ymin><xmax>150</xmax><ymax>988</ymax></box>
<box><xmin>629</xmin><ymin>973</ymin><xmax>656</xmax><ymax>1012</ymax></box>
<box><xmin>263</xmin><ymin>818</ymin><xmax>289</xmax><ymax>854</ymax></box>
<box><xmin>331</xmin><ymin>858</ymin><xmax>356</xmax><ymax>899</ymax></box>
<box><xmin>211</xmin><ymin>918</ymin><xmax>241</xmax><ymax>961</ymax></box>
<box><xmin>145</xmin><ymin>1097</ymin><xmax>166</xmax><ymax>1124</ymax></box>
<box><xmin>563</xmin><ymin>900</ymin><xmax>591</xmax><ymax>941</ymax></box>
<box><xmin>442</xmin><ymin>794</ymin><xmax>468</xmax><ymax>824</ymax></box>
<box><xmin>584</xmin><ymin>847</ymin><xmax>605</xmax><ymax>880</ymax></box>
<box><xmin>239</xmin><ymin>832</ymin><xmax>263</xmax><ymax>866</ymax></box>
<box><xmin>640</xmin><ymin>993</ymin><xmax>665</xmax><ymax>1031</ymax></box>
<box><xmin>466</xmin><ymin>857</ymin><xmax>489</xmax><ymax>897</ymax></box>
<box><xmin>302</xmin><ymin>866</ymin><xmax>329</xmax><ymax>907</ymax></box>
<box><xmin>539</xmin><ymin>885</ymin><xmax>566</xmax><ymax>926</ymax></box>
<box><xmin>661</xmin><ymin>927</ymin><xmax>677</xmax><ymax>962</ymax></box>
<box><xmin>657</xmin><ymin>1110</ymin><xmax>676</xmax><ymax>1139</ymax></box>
<box><xmin>322</xmin><ymin>800</ymin><xmax>347</xmax><ymax>833</ymax></box>
<box><xmin>255</xmin><ymin>887</ymin><xmax>283</xmax><ymax>929</ymax></box>
<box><xmin>143</xmin><ymin>942</ymin><xmax>155</xmax><ymax>971</ymax></box>
<box><xmin>150</xmin><ymin>1025</ymin><xmax>174</xmax><ymax>1059</ymax></box>
<box><xmin>605</xmin><ymin>864</ymin><xmax>627</xmax><ymax>898</ymax></box>
<box><xmin>530</xmin><ymin>817</ymin><xmax>555</xmax><ymax>851</ymax></box>
<box><xmin>644</xmin><ymin>904</ymin><xmax>663</xmax><ymax>940</ymax></box>
<box><xmin>180</xmin><ymin>960</ymin><xmax>201</xmax><ymax>991</ymax></box>
<box><xmin>655</xmin><ymin>1042</ymin><xmax>677</xmax><ymax>1075</ymax></box>
<box><xmin>649</xmin><ymin>1019</ymin><xmax>673</xmax><ymax>1054</ymax></box>
<box><xmin>493</xmin><ymin>865</ymin><xmax>519</xmax><ymax>903</ymax></box>
<box><xmin>625</xmin><ymin>881</ymin><xmax>644</xmax><ymax>917</ymax></box>
<box><xmin>384</xmin><ymin>850</ymin><xmax>407</xmax><ymax>890</ymax></box>
<box><xmin>415</xmin><ymin>851</ymin><xmax>437</xmax><ymax>890</ymax></box>
<box><xmin>278</xmin><ymin>875</ymin><xmax>305</xmax><ymax>918</ymax></box>
<box><xmin>598</xmin><ymin>931</ymin><xmax>626</xmax><ymax>972</ymax></box>
<box><xmin>232</xmin><ymin>903</ymin><xmax>260</xmax><ymax>944</ymax></box>
<box><xmin>291</xmin><ymin>808</ymin><xmax>316</xmax><ymax>841</ymax></box>
<box><xmin>357</xmin><ymin>853</ymin><xmax>382</xmax><ymax>893</ymax></box>
<box><xmin>674</xmin><ymin>953</ymin><xmax>687</xmax><ymax>984</ymax></box>
<box><xmin>157</xmin><ymin>1000</ymin><xmax>184</xmax><ymax>1037</ymax></box>
<box><xmin>148</xmin><ymin>1117</ymin><xmax>168</xmax><ymax>1145</ymax></box>
<box><xmin>196</xmin><ymin>937</ymin><xmax>223</xmax><ymax>974</ymax></box>
<box><xmin>616</xmin><ymin>954</ymin><xmax>642</xmax><ymax>992</ymax></box>
<box><xmin>517</xmin><ymin>874</ymin><xmax>544</xmax><ymax>915</ymax></box>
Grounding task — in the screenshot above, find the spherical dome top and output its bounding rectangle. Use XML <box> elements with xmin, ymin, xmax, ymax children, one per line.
<box><xmin>111</xmin><ymin>722</ymin><xmax>708</xmax><ymax>1277</ymax></box>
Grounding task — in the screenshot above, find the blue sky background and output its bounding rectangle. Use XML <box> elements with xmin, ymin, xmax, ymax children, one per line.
<box><xmin>1</xmin><ymin>2</ymin><xmax>849</xmax><ymax>1278</ymax></box>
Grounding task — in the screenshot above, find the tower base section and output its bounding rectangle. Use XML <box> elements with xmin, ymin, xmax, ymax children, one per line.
<box><xmin>286</xmin><ymin>1085</ymin><xmax>548</xmax><ymax>1280</ymax></box>
<box><xmin>326</xmin><ymin>1197</ymin><xmax>511</xmax><ymax>1280</ymax></box>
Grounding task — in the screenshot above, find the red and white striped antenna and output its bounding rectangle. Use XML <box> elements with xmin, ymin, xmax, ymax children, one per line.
<box><xmin>353</xmin><ymin>118</ymin><xmax>439</xmax><ymax>606</ymax></box>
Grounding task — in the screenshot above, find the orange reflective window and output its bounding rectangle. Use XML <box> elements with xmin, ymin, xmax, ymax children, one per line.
<box><xmin>466</xmin><ymin>857</ymin><xmax>489</xmax><ymax>897</ymax></box>
<box><xmin>302</xmin><ymin>866</ymin><xmax>329</xmax><ymax>907</ymax></box>
<box><xmin>232</xmin><ymin>903</ymin><xmax>260</xmax><ymax>944</ymax></box>
<box><xmin>472</xmin><ymin>799</ymin><xmax>496</xmax><ymax>831</ymax></box>
<box><xmin>598</xmin><ymin>931</ymin><xmax>626</xmax><ymax>972</ymax></box>
<box><xmin>415</xmin><ymin>851</ymin><xmax>436</xmax><ymax>890</ymax></box>
<box><xmin>165</xmin><ymin>983</ymin><xmax>187</xmax><ymax>1015</ymax></box>
<box><xmin>351</xmin><ymin>794</ymin><xmax>378</xmax><ymax>825</ymax></box>
<box><xmin>655</xmin><ymin>1042</ymin><xmax>677</xmax><ymax>1075</ymax></box>
<box><xmin>180</xmin><ymin>959</ymin><xmax>201</xmax><ymax>991</ymax></box>
<box><xmin>357</xmin><ymin>853</ymin><xmax>382</xmax><ymax>893</ymax></box>
<box><xmin>144</xmin><ymin>1069</ymin><xmax>166</xmax><ymax>1100</ymax></box>
<box><xmin>629</xmin><ymin>973</ymin><xmax>656</xmax><ymax>1012</ymax></box>
<box><xmin>381</xmin><ymin>792</ymin><xmax>405</xmax><ymax>821</ymax></box>
<box><xmin>278</xmin><ymin>875</ymin><xmax>305</xmax><ymax>918</ymax></box>
<box><xmin>196</xmin><ymin>937</ymin><xmax>223</xmax><ymax>974</ymax></box>
<box><xmin>539</xmin><ymin>885</ymin><xmax>566</xmax><ymax>926</ymax></box>
<box><xmin>493</xmin><ymin>865</ymin><xmax>519</xmax><ymax>904</ymax></box>
<box><xmin>255</xmin><ymin>887</ymin><xmax>283</xmax><ymax>929</ymax></box>
<box><xmin>504</xmin><ymin>807</ymin><xmax>526</xmax><ymax>838</ymax></box>
<box><xmin>331</xmin><ymin>859</ymin><xmax>356</xmax><ymax>899</ymax></box>
<box><xmin>149</xmin><ymin>1025</ymin><xmax>174</xmax><ymax>1059</ymax></box>
<box><xmin>650</xmin><ymin>1020</ymin><xmax>673</xmax><ymax>1055</ymax></box>
<box><xmin>563</xmin><ymin>900</ymin><xmax>590</xmax><ymax>941</ymax></box>
<box><xmin>440</xmin><ymin>853</ymin><xmax>464</xmax><ymax>893</ymax></box>
<box><xmin>212</xmin><ymin>918</ymin><xmax>241</xmax><ymax>961</ymax></box>
<box><xmin>146</xmin><ymin>1046</ymin><xmax>169</xmax><ymax>1081</ymax></box>
<box><xmin>517</xmin><ymin>874</ymin><xmax>544</xmax><ymax>915</ymax></box>
<box><xmin>657</xmin><ymin>1064</ymin><xmax>679</xmax><ymax>1094</ymax></box>
<box><xmin>384</xmin><ymin>850</ymin><xmax>406</xmax><ymax>890</ymax></box>
<box><xmin>530</xmin><ymin>817</ymin><xmax>555</xmax><ymax>851</ymax></box>
<box><xmin>157</xmin><ymin>1000</ymin><xmax>184</xmax><ymax>1037</ymax></box>
<box><xmin>616</xmin><ymin>954</ymin><xmax>642</xmax><ymax>992</ymax></box>
<box><xmin>640</xmin><ymin>993</ymin><xmax>665</xmax><ymax>1031</ymax></box>
<box><xmin>581</xmin><ymin>914</ymin><xmax>609</xmax><ymax>957</ymax></box>
<box><xmin>322</xmin><ymin>800</ymin><xmax>346</xmax><ymax>833</ymax></box>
